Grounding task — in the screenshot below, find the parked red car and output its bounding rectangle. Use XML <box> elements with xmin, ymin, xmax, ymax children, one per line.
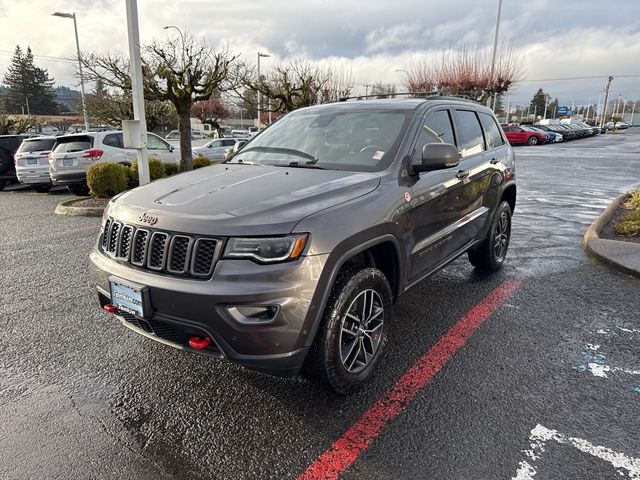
<box><xmin>501</xmin><ymin>125</ymin><xmax>547</xmax><ymax>145</ymax></box>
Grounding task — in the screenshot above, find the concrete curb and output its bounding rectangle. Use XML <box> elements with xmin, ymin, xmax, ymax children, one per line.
<box><xmin>583</xmin><ymin>193</ymin><xmax>640</xmax><ymax>279</ymax></box>
<box><xmin>54</xmin><ymin>198</ymin><xmax>105</xmax><ymax>217</ymax></box>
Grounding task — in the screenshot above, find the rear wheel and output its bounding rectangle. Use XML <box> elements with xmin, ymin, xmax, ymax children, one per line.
<box><xmin>303</xmin><ymin>266</ymin><xmax>392</xmax><ymax>394</ymax></box>
<box><xmin>468</xmin><ymin>201</ymin><xmax>512</xmax><ymax>271</ymax></box>
<box><xmin>527</xmin><ymin>136</ymin><xmax>538</xmax><ymax>145</ymax></box>
<box><xmin>68</xmin><ymin>184</ymin><xmax>89</xmax><ymax>196</ymax></box>
<box><xmin>31</xmin><ymin>184</ymin><xmax>52</xmax><ymax>193</ymax></box>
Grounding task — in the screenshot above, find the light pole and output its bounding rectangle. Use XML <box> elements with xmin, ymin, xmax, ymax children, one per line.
<box><xmin>163</xmin><ymin>25</ymin><xmax>185</xmax><ymax>59</ymax></box>
<box><xmin>257</xmin><ymin>52</ymin><xmax>270</xmax><ymax>129</ymax></box>
<box><xmin>489</xmin><ymin>0</ymin><xmax>503</xmax><ymax>110</ymax></box>
<box><xmin>53</xmin><ymin>12</ymin><xmax>89</xmax><ymax>132</ymax></box>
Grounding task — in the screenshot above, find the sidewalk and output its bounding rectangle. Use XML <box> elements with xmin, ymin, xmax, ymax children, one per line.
<box><xmin>583</xmin><ymin>193</ymin><xmax>640</xmax><ymax>279</ymax></box>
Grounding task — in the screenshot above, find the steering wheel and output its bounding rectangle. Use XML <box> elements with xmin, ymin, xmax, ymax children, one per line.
<box><xmin>359</xmin><ymin>144</ymin><xmax>383</xmax><ymax>153</ymax></box>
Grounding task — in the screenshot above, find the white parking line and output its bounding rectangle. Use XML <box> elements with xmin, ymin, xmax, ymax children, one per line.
<box><xmin>513</xmin><ymin>424</ymin><xmax>640</xmax><ymax>479</ymax></box>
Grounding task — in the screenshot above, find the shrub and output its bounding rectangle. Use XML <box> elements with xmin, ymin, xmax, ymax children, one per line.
<box><xmin>625</xmin><ymin>188</ymin><xmax>640</xmax><ymax>210</ymax></box>
<box><xmin>192</xmin><ymin>155</ymin><xmax>212</xmax><ymax>169</ymax></box>
<box><xmin>87</xmin><ymin>162</ymin><xmax>129</xmax><ymax>198</ymax></box>
<box><xmin>613</xmin><ymin>208</ymin><xmax>640</xmax><ymax>237</ymax></box>
<box><xmin>164</xmin><ymin>162</ymin><xmax>180</xmax><ymax>176</ymax></box>
<box><xmin>129</xmin><ymin>156</ymin><xmax>166</xmax><ymax>188</ymax></box>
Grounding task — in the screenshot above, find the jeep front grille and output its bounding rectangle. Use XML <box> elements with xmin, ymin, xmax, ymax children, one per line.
<box><xmin>101</xmin><ymin>218</ymin><xmax>221</xmax><ymax>279</ymax></box>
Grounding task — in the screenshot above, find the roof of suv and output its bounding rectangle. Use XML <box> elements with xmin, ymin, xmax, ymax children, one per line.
<box><xmin>294</xmin><ymin>96</ymin><xmax>485</xmax><ymax>114</ymax></box>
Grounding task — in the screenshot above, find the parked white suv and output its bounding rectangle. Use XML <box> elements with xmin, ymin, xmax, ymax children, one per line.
<box><xmin>49</xmin><ymin>130</ymin><xmax>180</xmax><ymax>195</ymax></box>
<box><xmin>14</xmin><ymin>136</ymin><xmax>57</xmax><ymax>192</ymax></box>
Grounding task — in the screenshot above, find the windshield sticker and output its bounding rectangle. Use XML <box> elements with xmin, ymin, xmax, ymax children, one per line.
<box><xmin>372</xmin><ymin>151</ymin><xmax>385</xmax><ymax>160</ymax></box>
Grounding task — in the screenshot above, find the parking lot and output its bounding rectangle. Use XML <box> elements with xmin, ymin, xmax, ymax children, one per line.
<box><xmin>1</xmin><ymin>131</ymin><xmax>639</xmax><ymax>479</ymax></box>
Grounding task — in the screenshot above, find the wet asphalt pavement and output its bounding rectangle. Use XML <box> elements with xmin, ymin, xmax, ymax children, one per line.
<box><xmin>1</xmin><ymin>132</ymin><xmax>639</xmax><ymax>480</ymax></box>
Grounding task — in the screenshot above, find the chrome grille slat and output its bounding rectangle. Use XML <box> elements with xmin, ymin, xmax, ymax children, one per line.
<box><xmin>99</xmin><ymin>217</ymin><xmax>218</xmax><ymax>279</ymax></box>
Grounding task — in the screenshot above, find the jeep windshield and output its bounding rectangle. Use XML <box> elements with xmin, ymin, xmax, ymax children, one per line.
<box><xmin>228</xmin><ymin>108</ymin><xmax>410</xmax><ymax>172</ymax></box>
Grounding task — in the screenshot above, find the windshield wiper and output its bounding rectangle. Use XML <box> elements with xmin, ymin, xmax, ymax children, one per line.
<box><xmin>239</xmin><ymin>146</ymin><xmax>316</xmax><ymax>161</ymax></box>
<box><xmin>286</xmin><ymin>161</ymin><xmax>327</xmax><ymax>170</ymax></box>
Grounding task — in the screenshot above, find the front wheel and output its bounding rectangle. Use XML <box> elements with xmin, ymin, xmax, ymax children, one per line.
<box><xmin>303</xmin><ymin>266</ymin><xmax>393</xmax><ymax>394</ymax></box>
<box><xmin>527</xmin><ymin>136</ymin><xmax>538</xmax><ymax>145</ymax></box>
<box><xmin>468</xmin><ymin>201</ymin><xmax>512</xmax><ymax>271</ymax></box>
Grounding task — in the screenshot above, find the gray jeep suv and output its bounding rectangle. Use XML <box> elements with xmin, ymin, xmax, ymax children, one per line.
<box><xmin>90</xmin><ymin>96</ymin><xmax>516</xmax><ymax>393</ymax></box>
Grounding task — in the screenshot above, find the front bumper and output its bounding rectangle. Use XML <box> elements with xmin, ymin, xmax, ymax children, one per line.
<box><xmin>90</xmin><ymin>249</ymin><xmax>328</xmax><ymax>376</ymax></box>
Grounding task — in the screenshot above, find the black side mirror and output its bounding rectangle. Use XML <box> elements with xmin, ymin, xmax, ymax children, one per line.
<box><xmin>412</xmin><ymin>143</ymin><xmax>460</xmax><ymax>174</ymax></box>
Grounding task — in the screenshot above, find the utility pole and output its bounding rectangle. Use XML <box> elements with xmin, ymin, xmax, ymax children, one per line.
<box><xmin>124</xmin><ymin>0</ymin><xmax>150</xmax><ymax>185</ymax></box>
<box><xmin>489</xmin><ymin>0</ymin><xmax>503</xmax><ymax>109</ymax></box>
<box><xmin>600</xmin><ymin>76</ymin><xmax>614</xmax><ymax>129</ymax></box>
<box><xmin>543</xmin><ymin>95</ymin><xmax>549</xmax><ymax>119</ymax></box>
<box><xmin>585</xmin><ymin>96</ymin><xmax>591</xmax><ymax>122</ymax></box>
<box><xmin>630</xmin><ymin>102</ymin><xmax>636</xmax><ymax>126</ymax></box>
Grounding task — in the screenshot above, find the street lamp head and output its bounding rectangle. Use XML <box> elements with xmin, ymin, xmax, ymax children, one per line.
<box><xmin>258</xmin><ymin>52</ymin><xmax>271</xmax><ymax>58</ymax></box>
<box><xmin>52</xmin><ymin>11</ymin><xmax>74</xmax><ymax>19</ymax></box>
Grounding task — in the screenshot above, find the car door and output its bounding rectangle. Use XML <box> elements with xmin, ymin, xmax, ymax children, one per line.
<box><xmin>147</xmin><ymin>133</ymin><xmax>177</xmax><ymax>164</ymax></box>
<box><xmin>407</xmin><ymin>108</ymin><xmax>468</xmax><ymax>282</ymax></box>
<box><xmin>449</xmin><ymin>109</ymin><xmax>497</xmax><ymax>244</ymax></box>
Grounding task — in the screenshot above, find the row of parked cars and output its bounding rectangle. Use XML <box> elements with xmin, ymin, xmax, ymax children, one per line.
<box><xmin>501</xmin><ymin>121</ymin><xmax>605</xmax><ymax>145</ymax></box>
<box><xmin>0</xmin><ymin>130</ymin><xmax>183</xmax><ymax>194</ymax></box>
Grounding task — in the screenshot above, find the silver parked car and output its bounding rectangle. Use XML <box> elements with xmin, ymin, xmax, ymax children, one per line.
<box><xmin>192</xmin><ymin>138</ymin><xmax>246</xmax><ymax>162</ymax></box>
<box><xmin>15</xmin><ymin>136</ymin><xmax>57</xmax><ymax>192</ymax></box>
<box><xmin>49</xmin><ymin>131</ymin><xmax>180</xmax><ymax>195</ymax></box>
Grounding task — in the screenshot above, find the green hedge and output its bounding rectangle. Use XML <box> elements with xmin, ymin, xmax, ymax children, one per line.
<box><xmin>192</xmin><ymin>155</ymin><xmax>212</xmax><ymax>169</ymax></box>
<box><xmin>164</xmin><ymin>162</ymin><xmax>180</xmax><ymax>176</ymax></box>
<box><xmin>129</xmin><ymin>156</ymin><xmax>166</xmax><ymax>188</ymax></box>
<box><xmin>87</xmin><ymin>162</ymin><xmax>129</xmax><ymax>198</ymax></box>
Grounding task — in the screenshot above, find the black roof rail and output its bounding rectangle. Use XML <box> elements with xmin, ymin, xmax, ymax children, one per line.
<box><xmin>337</xmin><ymin>91</ymin><xmax>480</xmax><ymax>103</ymax></box>
<box><xmin>338</xmin><ymin>91</ymin><xmax>440</xmax><ymax>102</ymax></box>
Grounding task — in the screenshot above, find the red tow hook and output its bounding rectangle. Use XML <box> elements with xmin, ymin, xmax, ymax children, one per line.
<box><xmin>103</xmin><ymin>304</ymin><xmax>119</xmax><ymax>314</ymax></box>
<box><xmin>189</xmin><ymin>336</ymin><xmax>211</xmax><ymax>349</ymax></box>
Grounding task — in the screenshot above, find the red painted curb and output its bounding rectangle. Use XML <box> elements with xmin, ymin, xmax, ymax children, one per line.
<box><xmin>298</xmin><ymin>279</ymin><xmax>522</xmax><ymax>480</ymax></box>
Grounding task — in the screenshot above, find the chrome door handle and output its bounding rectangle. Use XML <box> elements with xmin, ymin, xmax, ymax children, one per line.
<box><xmin>489</xmin><ymin>158</ymin><xmax>499</xmax><ymax>165</ymax></box>
<box><xmin>456</xmin><ymin>170</ymin><xmax>470</xmax><ymax>179</ymax></box>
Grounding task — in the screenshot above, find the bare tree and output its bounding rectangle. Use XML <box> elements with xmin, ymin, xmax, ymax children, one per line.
<box><xmin>79</xmin><ymin>32</ymin><xmax>239</xmax><ymax>171</ymax></box>
<box><xmin>191</xmin><ymin>95</ymin><xmax>231</xmax><ymax>137</ymax></box>
<box><xmin>241</xmin><ymin>60</ymin><xmax>349</xmax><ymax>115</ymax></box>
<box><xmin>0</xmin><ymin>115</ymin><xmax>38</xmax><ymax>134</ymax></box>
<box><xmin>403</xmin><ymin>43</ymin><xmax>524</xmax><ymax>103</ymax></box>
<box><xmin>85</xmin><ymin>91</ymin><xmax>176</xmax><ymax>130</ymax></box>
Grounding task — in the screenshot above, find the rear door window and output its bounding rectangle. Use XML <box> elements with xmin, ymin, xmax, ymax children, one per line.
<box><xmin>53</xmin><ymin>136</ymin><xmax>93</xmax><ymax>153</ymax></box>
<box><xmin>455</xmin><ymin>110</ymin><xmax>485</xmax><ymax>157</ymax></box>
<box><xmin>17</xmin><ymin>138</ymin><xmax>56</xmax><ymax>153</ymax></box>
<box><xmin>479</xmin><ymin>113</ymin><xmax>505</xmax><ymax>150</ymax></box>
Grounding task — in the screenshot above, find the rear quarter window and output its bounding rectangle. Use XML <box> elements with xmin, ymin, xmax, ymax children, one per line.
<box><xmin>54</xmin><ymin>136</ymin><xmax>93</xmax><ymax>153</ymax></box>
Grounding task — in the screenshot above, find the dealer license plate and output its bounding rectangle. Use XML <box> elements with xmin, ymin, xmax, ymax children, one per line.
<box><xmin>63</xmin><ymin>158</ymin><xmax>73</xmax><ymax>167</ymax></box>
<box><xmin>27</xmin><ymin>159</ymin><xmax>38</xmax><ymax>166</ymax></box>
<box><xmin>109</xmin><ymin>278</ymin><xmax>147</xmax><ymax>318</ymax></box>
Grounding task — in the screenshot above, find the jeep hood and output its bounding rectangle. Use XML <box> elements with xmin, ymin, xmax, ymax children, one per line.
<box><xmin>108</xmin><ymin>163</ymin><xmax>380</xmax><ymax>236</ymax></box>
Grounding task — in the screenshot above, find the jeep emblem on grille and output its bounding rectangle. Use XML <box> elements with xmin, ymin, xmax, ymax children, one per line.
<box><xmin>138</xmin><ymin>212</ymin><xmax>158</xmax><ymax>226</ymax></box>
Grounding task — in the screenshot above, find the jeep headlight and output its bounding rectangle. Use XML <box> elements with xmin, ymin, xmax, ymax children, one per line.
<box><xmin>224</xmin><ymin>234</ymin><xmax>308</xmax><ymax>263</ymax></box>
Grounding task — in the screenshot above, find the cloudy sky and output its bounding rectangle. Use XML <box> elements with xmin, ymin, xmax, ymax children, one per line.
<box><xmin>1</xmin><ymin>0</ymin><xmax>639</xmax><ymax>109</ymax></box>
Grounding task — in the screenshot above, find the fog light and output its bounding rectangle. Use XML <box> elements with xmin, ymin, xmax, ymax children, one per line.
<box><xmin>227</xmin><ymin>305</ymin><xmax>280</xmax><ymax>325</ymax></box>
